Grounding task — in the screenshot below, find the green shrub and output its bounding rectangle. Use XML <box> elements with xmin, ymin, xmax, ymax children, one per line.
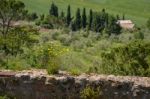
<box><xmin>72</xmin><ymin>41</ymin><xmax>85</xmax><ymax>51</ymax></box>
<box><xmin>85</xmin><ymin>39</ymin><xmax>93</xmax><ymax>47</ymax></box>
<box><xmin>80</xmin><ymin>86</ymin><xmax>102</xmax><ymax>99</ymax></box>
<box><xmin>101</xmin><ymin>40</ymin><xmax>150</xmax><ymax>76</ymax></box>
<box><xmin>134</xmin><ymin>32</ymin><xmax>144</xmax><ymax>40</ymax></box>
<box><xmin>31</xmin><ymin>42</ymin><xmax>70</xmax><ymax>74</ymax></box>
<box><xmin>51</xmin><ymin>32</ymin><xmax>61</xmax><ymax>40</ymax></box>
<box><xmin>41</xmin><ymin>23</ymin><xmax>53</xmax><ymax>29</ymax></box>
<box><xmin>47</xmin><ymin>58</ymin><xmax>60</xmax><ymax>74</ymax></box>
<box><xmin>35</xmin><ymin>20</ymin><xmax>41</xmax><ymax>26</ymax></box>
<box><xmin>86</xmin><ymin>66</ymin><xmax>98</xmax><ymax>74</ymax></box>
<box><xmin>6</xmin><ymin>56</ymin><xmax>30</xmax><ymax>70</ymax></box>
<box><xmin>57</xmin><ymin>34</ymin><xmax>72</xmax><ymax>46</ymax></box>
<box><xmin>0</xmin><ymin>95</ymin><xmax>15</xmax><ymax>99</ymax></box>
<box><xmin>147</xmin><ymin>18</ymin><xmax>150</xmax><ymax>30</ymax></box>
<box><xmin>69</xmin><ymin>68</ymin><xmax>81</xmax><ymax>76</ymax></box>
<box><xmin>0</xmin><ymin>96</ymin><xmax>9</xmax><ymax>99</ymax></box>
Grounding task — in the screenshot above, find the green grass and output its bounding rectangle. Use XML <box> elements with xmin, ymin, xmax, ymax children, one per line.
<box><xmin>21</xmin><ymin>0</ymin><xmax>150</xmax><ymax>26</ymax></box>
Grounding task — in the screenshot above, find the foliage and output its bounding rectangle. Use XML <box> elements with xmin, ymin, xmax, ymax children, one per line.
<box><xmin>75</xmin><ymin>8</ymin><xmax>81</xmax><ymax>29</ymax></box>
<box><xmin>88</xmin><ymin>9</ymin><xmax>93</xmax><ymax>30</ymax></box>
<box><xmin>0</xmin><ymin>26</ymin><xmax>39</xmax><ymax>55</ymax></box>
<box><xmin>21</xmin><ymin>0</ymin><xmax>150</xmax><ymax>26</ymax></box>
<box><xmin>0</xmin><ymin>96</ymin><xmax>10</xmax><ymax>99</ymax></box>
<box><xmin>134</xmin><ymin>31</ymin><xmax>144</xmax><ymax>40</ymax></box>
<box><xmin>37</xmin><ymin>15</ymin><xmax>65</xmax><ymax>29</ymax></box>
<box><xmin>47</xmin><ymin>57</ymin><xmax>60</xmax><ymax>74</ymax></box>
<box><xmin>66</xmin><ymin>5</ymin><xmax>72</xmax><ymax>26</ymax></box>
<box><xmin>60</xmin><ymin>11</ymin><xmax>65</xmax><ymax>19</ymax></box>
<box><xmin>26</xmin><ymin>12</ymin><xmax>38</xmax><ymax>21</ymax></box>
<box><xmin>147</xmin><ymin>18</ymin><xmax>150</xmax><ymax>30</ymax></box>
<box><xmin>106</xmin><ymin>15</ymin><xmax>122</xmax><ymax>35</ymax></box>
<box><xmin>49</xmin><ymin>2</ymin><xmax>58</xmax><ymax>17</ymax></box>
<box><xmin>101</xmin><ymin>40</ymin><xmax>150</xmax><ymax>76</ymax></box>
<box><xmin>0</xmin><ymin>0</ymin><xmax>25</xmax><ymax>54</ymax></box>
<box><xmin>80</xmin><ymin>86</ymin><xmax>102</xmax><ymax>99</ymax></box>
<box><xmin>82</xmin><ymin>8</ymin><xmax>87</xmax><ymax>28</ymax></box>
<box><xmin>70</xmin><ymin>21</ymin><xmax>77</xmax><ymax>31</ymax></box>
<box><xmin>69</xmin><ymin>68</ymin><xmax>81</xmax><ymax>76</ymax></box>
<box><xmin>0</xmin><ymin>95</ymin><xmax>15</xmax><ymax>99</ymax></box>
<box><xmin>1</xmin><ymin>0</ymin><xmax>150</xmax><ymax>78</ymax></box>
<box><xmin>34</xmin><ymin>2</ymin><xmax>122</xmax><ymax>34</ymax></box>
<box><xmin>31</xmin><ymin>42</ymin><xmax>69</xmax><ymax>74</ymax></box>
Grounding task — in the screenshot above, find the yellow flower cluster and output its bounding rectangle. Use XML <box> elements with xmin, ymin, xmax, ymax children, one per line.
<box><xmin>38</xmin><ymin>43</ymin><xmax>70</xmax><ymax>58</ymax></box>
<box><xmin>47</xmin><ymin>46</ymin><xmax>70</xmax><ymax>57</ymax></box>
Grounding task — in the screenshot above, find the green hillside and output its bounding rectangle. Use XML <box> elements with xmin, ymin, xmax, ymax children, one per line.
<box><xmin>21</xmin><ymin>0</ymin><xmax>150</xmax><ymax>26</ymax></box>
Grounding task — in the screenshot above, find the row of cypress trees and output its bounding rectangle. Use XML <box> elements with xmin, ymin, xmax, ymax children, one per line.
<box><xmin>49</xmin><ymin>3</ymin><xmax>122</xmax><ymax>34</ymax></box>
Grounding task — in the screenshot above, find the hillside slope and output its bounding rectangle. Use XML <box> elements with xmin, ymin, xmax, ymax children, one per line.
<box><xmin>21</xmin><ymin>0</ymin><xmax>150</xmax><ymax>26</ymax></box>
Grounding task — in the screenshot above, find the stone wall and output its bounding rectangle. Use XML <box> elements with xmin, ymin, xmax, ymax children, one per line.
<box><xmin>0</xmin><ymin>70</ymin><xmax>150</xmax><ymax>99</ymax></box>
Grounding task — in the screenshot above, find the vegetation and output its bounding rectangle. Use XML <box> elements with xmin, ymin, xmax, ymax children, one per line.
<box><xmin>101</xmin><ymin>40</ymin><xmax>150</xmax><ymax>76</ymax></box>
<box><xmin>0</xmin><ymin>0</ymin><xmax>150</xmax><ymax>77</ymax></box>
<box><xmin>82</xmin><ymin>8</ymin><xmax>87</xmax><ymax>29</ymax></box>
<box><xmin>0</xmin><ymin>0</ymin><xmax>25</xmax><ymax>54</ymax></box>
<box><xmin>80</xmin><ymin>86</ymin><xmax>102</xmax><ymax>99</ymax></box>
<box><xmin>49</xmin><ymin>2</ymin><xmax>58</xmax><ymax>17</ymax></box>
<box><xmin>36</xmin><ymin>3</ymin><xmax>121</xmax><ymax>34</ymax></box>
<box><xmin>66</xmin><ymin>5</ymin><xmax>72</xmax><ymax>26</ymax></box>
<box><xmin>147</xmin><ymin>18</ymin><xmax>150</xmax><ymax>30</ymax></box>
<box><xmin>20</xmin><ymin>0</ymin><xmax>150</xmax><ymax>26</ymax></box>
<box><xmin>0</xmin><ymin>95</ymin><xmax>15</xmax><ymax>99</ymax></box>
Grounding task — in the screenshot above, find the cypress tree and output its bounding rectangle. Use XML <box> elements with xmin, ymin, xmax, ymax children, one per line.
<box><xmin>54</xmin><ymin>4</ymin><xmax>58</xmax><ymax>17</ymax></box>
<box><xmin>116</xmin><ymin>14</ymin><xmax>120</xmax><ymax>20</ymax></box>
<box><xmin>122</xmin><ymin>14</ymin><xmax>125</xmax><ymax>20</ymax></box>
<box><xmin>88</xmin><ymin>9</ymin><xmax>93</xmax><ymax>30</ymax></box>
<box><xmin>82</xmin><ymin>8</ymin><xmax>87</xmax><ymax>28</ymax></box>
<box><xmin>75</xmin><ymin>8</ymin><xmax>81</xmax><ymax>29</ymax></box>
<box><xmin>50</xmin><ymin>2</ymin><xmax>55</xmax><ymax>16</ymax></box>
<box><xmin>40</xmin><ymin>14</ymin><xmax>45</xmax><ymax>21</ymax></box>
<box><xmin>107</xmin><ymin>16</ymin><xmax>121</xmax><ymax>34</ymax></box>
<box><xmin>60</xmin><ymin>11</ymin><xmax>64</xmax><ymax>18</ymax></box>
<box><xmin>101</xmin><ymin>9</ymin><xmax>107</xmax><ymax>30</ymax></box>
<box><xmin>71</xmin><ymin>21</ymin><xmax>77</xmax><ymax>31</ymax></box>
<box><xmin>66</xmin><ymin>5</ymin><xmax>71</xmax><ymax>26</ymax></box>
<box><xmin>102</xmin><ymin>8</ymin><xmax>105</xmax><ymax>13</ymax></box>
<box><xmin>49</xmin><ymin>2</ymin><xmax>58</xmax><ymax>17</ymax></box>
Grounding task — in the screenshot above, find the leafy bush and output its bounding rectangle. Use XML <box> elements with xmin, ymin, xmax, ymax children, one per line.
<box><xmin>40</xmin><ymin>23</ymin><xmax>53</xmax><ymax>29</ymax></box>
<box><xmin>0</xmin><ymin>96</ymin><xmax>9</xmax><ymax>99</ymax></box>
<box><xmin>147</xmin><ymin>18</ymin><xmax>150</xmax><ymax>30</ymax></box>
<box><xmin>26</xmin><ymin>12</ymin><xmax>38</xmax><ymax>21</ymax></box>
<box><xmin>47</xmin><ymin>58</ymin><xmax>60</xmax><ymax>74</ymax></box>
<box><xmin>0</xmin><ymin>95</ymin><xmax>15</xmax><ymax>99</ymax></box>
<box><xmin>72</xmin><ymin>40</ymin><xmax>86</xmax><ymax>51</ymax></box>
<box><xmin>101</xmin><ymin>40</ymin><xmax>150</xmax><ymax>76</ymax></box>
<box><xmin>134</xmin><ymin>32</ymin><xmax>144</xmax><ymax>40</ymax></box>
<box><xmin>5</xmin><ymin>55</ymin><xmax>30</xmax><ymax>70</ymax></box>
<box><xmin>80</xmin><ymin>86</ymin><xmax>102</xmax><ymax>99</ymax></box>
<box><xmin>51</xmin><ymin>32</ymin><xmax>61</xmax><ymax>40</ymax></box>
<box><xmin>57</xmin><ymin>34</ymin><xmax>72</xmax><ymax>46</ymax></box>
<box><xmin>0</xmin><ymin>26</ymin><xmax>39</xmax><ymax>55</ymax></box>
<box><xmin>30</xmin><ymin>42</ymin><xmax>69</xmax><ymax>74</ymax></box>
<box><xmin>69</xmin><ymin>68</ymin><xmax>81</xmax><ymax>76</ymax></box>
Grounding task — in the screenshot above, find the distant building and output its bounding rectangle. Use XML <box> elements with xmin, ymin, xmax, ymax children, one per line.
<box><xmin>117</xmin><ymin>20</ymin><xmax>135</xmax><ymax>30</ymax></box>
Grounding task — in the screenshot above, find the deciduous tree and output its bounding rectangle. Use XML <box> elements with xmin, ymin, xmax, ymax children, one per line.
<box><xmin>0</xmin><ymin>0</ymin><xmax>25</xmax><ymax>53</ymax></box>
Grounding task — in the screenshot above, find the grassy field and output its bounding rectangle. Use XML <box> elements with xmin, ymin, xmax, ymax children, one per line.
<box><xmin>21</xmin><ymin>0</ymin><xmax>150</xmax><ymax>26</ymax></box>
